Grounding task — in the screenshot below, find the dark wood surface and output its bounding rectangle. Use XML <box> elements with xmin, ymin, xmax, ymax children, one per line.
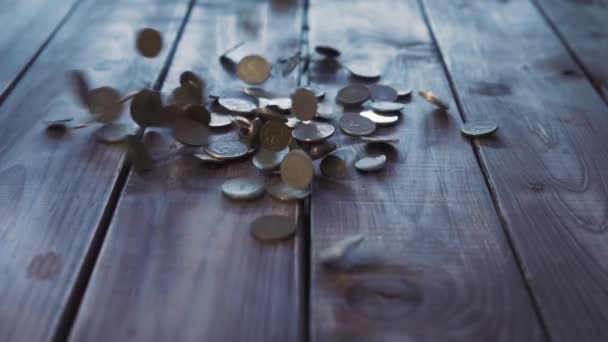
<box><xmin>69</xmin><ymin>1</ymin><xmax>305</xmax><ymax>341</ymax></box>
<box><xmin>0</xmin><ymin>0</ymin><xmax>191</xmax><ymax>340</ymax></box>
<box><xmin>422</xmin><ymin>0</ymin><xmax>608</xmax><ymax>341</ymax></box>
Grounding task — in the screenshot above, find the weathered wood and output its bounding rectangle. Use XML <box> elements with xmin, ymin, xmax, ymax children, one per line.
<box><xmin>0</xmin><ymin>0</ymin><xmax>80</xmax><ymax>100</ymax></box>
<box><xmin>0</xmin><ymin>0</ymin><xmax>191</xmax><ymax>340</ymax></box>
<box><xmin>69</xmin><ymin>1</ymin><xmax>305</xmax><ymax>341</ymax></box>
<box><xmin>308</xmin><ymin>0</ymin><xmax>545</xmax><ymax>341</ymax></box>
<box><xmin>532</xmin><ymin>0</ymin><xmax>608</xmax><ymax>101</ymax></box>
<box><xmin>421</xmin><ymin>0</ymin><xmax>608</xmax><ymax>341</ymax></box>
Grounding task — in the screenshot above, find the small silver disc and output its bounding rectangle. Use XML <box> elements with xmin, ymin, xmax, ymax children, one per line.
<box><xmin>222</xmin><ymin>178</ymin><xmax>265</xmax><ymax>200</ymax></box>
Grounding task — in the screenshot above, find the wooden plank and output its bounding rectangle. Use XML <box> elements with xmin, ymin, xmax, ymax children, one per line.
<box><xmin>0</xmin><ymin>0</ymin><xmax>191</xmax><ymax>340</ymax></box>
<box><xmin>69</xmin><ymin>1</ymin><xmax>305</xmax><ymax>341</ymax></box>
<box><xmin>421</xmin><ymin>0</ymin><xmax>608</xmax><ymax>341</ymax></box>
<box><xmin>308</xmin><ymin>0</ymin><xmax>545</xmax><ymax>341</ymax></box>
<box><xmin>532</xmin><ymin>0</ymin><xmax>608</xmax><ymax>101</ymax></box>
<box><xmin>0</xmin><ymin>0</ymin><xmax>80</xmax><ymax>100</ymax></box>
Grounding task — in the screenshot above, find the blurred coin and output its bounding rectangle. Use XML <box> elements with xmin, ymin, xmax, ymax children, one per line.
<box><xmin>237</xmin><ymin>55</ymin><xmax>272</xmax><ymax>84</ymax></box>
<box><xmin>126</xmin><ymin>135</ymin><xmax>153</xmax><ymax>172</ymax></box>
<box><xmin>171</xmin><ymin>118</ymin><xmax>209</xmax><ymax>146</ymax></box>
<box><xmin>395</xmin><ymin>86</ymin><xmax>413</xmax><ymax>98</ymax></box>
<box><xmin>370</xmin><ymin>101</ymin><xmax>404</xmax><ymax>113</ymax></box>
<box><xmin>192</xmin><ymin>152</ymin><xmax>226</xmax><ymax>165</ymax></box>
<box><xmin>355</xmin><ymin>154</ymin><xmax>387</xmax><ymax>172</ymax></box>
<box><xmin>320</xmin><ymin>234</ymin><xmax>364</xmax><ymax>266</ymax></box>
<box><xmin>461</xmin><ymin>121</ymin><xmax>498</xmax><ymax>137</ymax></box>
<box><xmin>260</xmin><ymin>120</ymin><xmax>292</xmax><ymax>151</ymax></box>
<box><xmin>338</xmin><ymin>114</ymin><xmax>376</xmax><ymax>136</ymax></box>
<box><xmin>285</xmin><ymin>116</ymin><xmax>300</xmax><ymax>128</ymax></box>
<box><xmin>209</xmin><ymin>113</ymin><xmax>232</xmax><ymax>128</ymax></box>
<box><xmin>88</xmin><ymin>87</ymin><xmax>122</xmax><ymax>123</ymax></box>
<box><xmin>292</xmin><ymin>121</ymin><xmax>335</xmax><ymax>143</ymax></box>
<box><xmin>247</xmin><ymin>117</ymin><xmax>263</xmax><ymax>147</ymax></box>
<box><xmin>360</xmin><ymin>110</ymin><xmax>399</xmax><ymax>126</ymax></box>
<box><xmin>219</xmin><ymin>41</ymin><xmax>244</xmax><ymax>63</ymax></box>
<box><xmin>303</xmin><ymin>86</ymin><xmax>325</xmax><ymax>99</ymax></box>
<box><xmin>281</xmin><ymin>52</ymin><xmax>302</xmax><ymax>76</ymax></box>
<box><xmin>281</xmin><ymin>150</ymin><xmax>313</xmax><ymax>189</ymax></box>
<box><xmin>183</xmin><ymin>104</ymin><xmax>210</xmax><ymax>125</ymax></box>
<box><xmin>205</xmin><ymin>140</ymin><xmax>249</xmax><ymax>160</ymax></box>
<box><xmin>119</xmin><ymin>90</ymin><xmax>140</xmax><ymax>104</ymax></box>
<box><xmin>136</xmin><ymin>28</ymin><xmax>163</xmax><ymax>58</ymax></box>
<box><xmin>291</xmin><ymin>88</ymin><xmax>318</xmax><ymax>121</ymax></box>
<box><xmin>320</xmin><ymin>154</ymin><xmax>347</xmax><ymax>179</ymax></box>
<box><xmin>180</xmin><ymin>71</ymin><xmax>203</xmax><ymax>89</ymax></box>
<box><xmin>253</xmin><ymin>148</ymin><xmax>289</xmax><ymax>171</ymax></box>
<box><xmin>307</xmin><ymin>141</ymin><xmax>337</xmax><ymax>160</ymax></box>
<box><xmin>419</xmin><ymin>90</ymin><xmax>449</xmax><ymax>110</ymax></box>
<box><xmin>361</xmin><ymin>135</ymin><xmax>400</xmax><ymax>144</ymax></box>
<box><xmin>346</xmin><ymin>62</ymin><xmax>381</xmax><ymax>79</ymax></box>
<box><xmin>332</xmin><ymin>147</ymin><xmax>357</xmax><ymax>164</ymax></box>
<box><xmin>336</xmin><ymin>84</ymin><xmax>370</xmax><ymax>106</ymax></box>
<box><xmin>369</xmin><ymin>84</ymin><xmax>398</xmax><ymax>102</ymax></box>
<box><xmin>268</xmin><ymin>181</ymin><xmax>310</xmax><ymax>201</ymax></box>
<box><xmin>219</xmin><ymin>90</ymin><xmax>258</xmax><ymax>114</ymax></box>
<box><xmin>130</xmin><ymin>88</ymin><xmax>164</xmax><ymax>127</ymax></box>
<box><xmin>316</xmin><ymin>103</ymin><xmax>336</xmax><ymax>120</ymax></box>
<box><xmin>222</xmin><ymin>178</ymin><xmax>265</xmax><ymax>201</ymax></box>
<box><xmin>315</xmin><ymin>45</ymin><xmax>341</xmax><ymax>58</ymax></box>
<box><xmin>68</xmin><ymin>70</ymin><xmax>90</xmax><ymax>108</ymax></box>
<box><xmin>95</xmin><ymin>123</ymin><xmax>134</xmax><ymax>143</ymax></box>
<box><xmin>250</xmin><ymin>215</ymin><xmax>296</xmax><ymax>242</ymax></box>
<box><xmin>172</xmin><ymin>84</ymin><xmax>203</xmax><ymax>106</ymax></box>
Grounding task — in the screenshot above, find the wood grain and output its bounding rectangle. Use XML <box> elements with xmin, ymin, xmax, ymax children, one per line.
<box><xmin>421</xmin><ymin>0</ymin><xmax>608</xmax><ymax>341</ymax></box>
<box><xmin>307</xmin><ymin>0</ymin><xmax>545</xmax><ymax>341</ymax></box>
<box><xmin>0</xmin><ymin>0</ymin><xmax>191</xmax><ymax>340</ymax></box>
<box><xmin>0</xmin><ymin>0</ymin><xmax>80</xmax><ymax>100</ymax></box>
<box><xmin>532</xmin><ymin>0</ymin><xmax>608</xmax><ymax>101</ymax></box>
<box><xmin>69</xmin><ymin>1</ymin><xmax>305</xmax><ymax>341</ymax></box>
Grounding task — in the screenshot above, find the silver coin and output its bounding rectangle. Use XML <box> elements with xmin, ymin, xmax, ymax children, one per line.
<box><xmin>95</xmin><ymin>123</ymin><xmax>134</xmax><ymax>143</ymax></box>
<box><xmin>360</xmin><ymin>135</ymin><xmax>400</xmax><ymax>144</ymax></box>
<box><xmin>250</xmin><ymin>215</ymin><xmax>297</xmax><ymax>242</ymax></box>
<box><xmin>461</xmin><ymin>121</ymin><xmax>498</xmax><ymax>137</ymax></box>
<box><xmin>171</xmin><ymin>119</ymin><xmax>209</xmax><ymax>146</ymax></box>
<box><xmin>395</xmin><ymin>86</ymin><xmax>413</xmax><ymax>98</ymax></box>
<box><xmin>315</xmin><ymin>45</ymin><xmax>341</xmax><ymax>58</ymax></box>
<box><xmin>360</xmin><ymin>110</ymin><xmax>399</xmax><ymax>126</ymax></box>
<box><xmin>346</xmin><ymin>61</ymin><xmax>382</xmax><ymax>79</ymax></box>
<box><xmin>253</xmin><ymin>148</ymin><xmax>289</xmax><ymax>171</ymax></box>
<box><xmin>338</xmin><ymin>114</ymin><xmax>376</xmax><ymax>136</ymax></box>
<box><xmin>303</xmin><ymin>86</ymin><xmax>325</xmax><ymax>99</ymax></box>
<box><xmin>267</xmin><ymin>182</ymin><xmax>310</xmax><ymax>201</ymax></box>
<box><xmin>355</xmin><ymin>154</ymin><xmax>387</xmax><ymax>172</ymax></box>
<box><xmin>370</xmin><ymin>101</ymin><xmax>404</xmax><ymax>113</ymax></box>
<box><xmin>222</xmin><ymin>178</ymin><xmax>265</xmax><ymax>200</ymax></box>
<box><xmin>218</xmin><ymin>90</ymin><xmax>258</xmax><ymax>113</ymax></box>
<box><xmin>369</xmin><ymin>84</ymin><xmax>398</xmax><ymax>102</ymax></box>
<box><xmin>209</xmin><ymin>113</ymin><xmax>232</xmax><ymax>128</ymax></box>
<box><xmin>292</xmin><ymin>122</ymin><xmax>335</xmax><ymax>143</ymax></box>
<box><xmin>336</xmin><ymin>84</ymin><xmax>370</xmax><ymax>106</ymax></box>
<box><xmin>266</xmin><ymin>97</ymin><xmax>292</xmax><ymax>111</ymax></box>
<box><xmin>205</xmin><ymin>140</ymin><xmax>249</xmax><ymax>160</ymax></box>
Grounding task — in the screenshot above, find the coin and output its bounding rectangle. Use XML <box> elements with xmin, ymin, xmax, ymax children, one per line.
<box><xmin>292</xmin><ymin>122</ymin><xmax>335</xmax><ymax>143</ymax></box>
<box><xmin>266</xmin><ymin>97</ymin><xmax>292</xmax><ymax>111</ymax></box>
<box><xmin>171</xmin><ymin>118</ymin><xmax>209</xmax><ymax>146</ymax></box>
<box><xmin>461</xmin><ymin>121</ymin><xmax>498</xmax><ymax>137</ymax></box>
<box><xmin>88</xmin><ymin>87</ymin><xmax>122</xmax><ymax>123</ymax></box>
<box><xmin>267</xmin><ymin>181</ymin><xmax>310</xmax><ymax>201</ymax></box>
<box><xmin>126</xmin><ymin>135</ymin><xmax>153</xmax><ymax>172</ymax></box>
<box><xmin>180</xmin><ymin>70</ymin><xmax>203</xmax><ymax>89</ymax></box>
<box><xmin>370</xmin><ymin>101</ymin><xmax>404</xmax><ymax>113</ymax></box>
<box><xmin>360</xmin><ymin>135</ymin><xmax>400</xmax><ymax>144</ymax></box>
<box><xmin>395</xmin><ymin>86</ymin><xmax>413</xmax><ymax>98</ymax></box>
<box><xmin>346</xmin><ymin>62</ymin><xmax>381</xmax><ymax>79</ymax></box>
<box><xmin>250</xmin><ymin>215</ymin><xmax>296</xmax><ymax>242</ymax></box>
<box><xmin>205</xmin><ymin>140</ymin><xmax>249</xmax><ymax>160</ymax></box>
<box><xmin>253</xmin><ymin>148</ymin><xmax>289</xmax><ymax>171</ymax></box>
<box><xmin>183</xmin><ymin>104</ymin><xmax>210</xmax><ymax>125</ymax></box>
<box><xmin>355</xmin><ymin>154</ymin><xmax>387</xmax><ymax>172</ymax></box>
<box><xmin>95</xmin><ymin>123</ymin><xmax>134</xmax><ymax>143</ymax></box>
<box><xmin>303</xmin><ymin>86</ymin><xmax>325</xmax><ymax>99</ymax></box>
<box><xmin>192</xmin><ymin>152</ymin><xmax>226</xmax><ymax>165</ymax></box>
<box><xmin>338</xmin><ymin>114</ymin><xmax>376</xmax><ymax>136</ymax></box>
<box><xmin>222</xmin><ymin>178</ymin><xmax>265</xmax><ymax>201</ymax></box>
<box><xmin>307</xmin><ymin>141</ymin><xmax>337</xmax><ymax>160</ymax></box>
<box><xmin>136</xmin><ymin>28</ymin><xmax>163</xmax><ymax>58</ymax></box>
<box><xmin>315</xmin><ymin>45</ymin><xmax>341</xmax><ymax>58</ymax></box>
<box><xmin>172</xmin><ymin>84</ymin><xmax>203</xmax><ymax>106</ymax></box>
<box><xmin>320</xmin><ymin>154</ymin><xmax>347</xmax><ymax>179</ymax></box>
<box><xmin>369</xmin><ymin>84</ymin><xmax>398</xmax><ymax>102</ymax></box>
<box><xmin>336</xmin><ymin>84</ymin><xmax>370</xmax><ymax>106</ymax></box>
<box><xmin>237</xmin><ymin>55</ymin><xmax>272</xmax><ymax>84</ymax></box>
<box><xmin>209</xmin><ymin>113</ymin><xmax>232</xmax><ymax>128</ymax></box>
<box><xmin>260</xmin><ymin>120</ymin><xmax>292</xmax><ymax>152</ymax></box>
<box><xmin>68</xmin><ymin>70</ymin><xmax>90</xmax><ymax>108</ymax></box>
<box><xmin>280</xmin><ymin>150</ymin><xmax>313</xmax><ymax>189</ymax></box>
<box><xmin>218</xmin><ymin>90</ymin><xmax>258</xmax><ymax>114</ymax></box>
<box><xmin>360</xmin><ymin>110</ymin><xmax>399</xmax><ymax>126</ymax></box>
<box><xmin>320</xmin><ymin>234</ymin><xmax>364</xmax><ymax>265</ymax></box>
<box><xmin>130</xmin><ymin>88</ymin><xmax>164</xmax><ymax>127</ymax></box>
<box><xmin>291</xmin><ymin>88</ymin><xmax>318</xmax><ymax>121</ymax></box>
<box><xmin>419</xmin><ymin>90</ymin><xmax>449</xmax><ymax>110</ymax></box>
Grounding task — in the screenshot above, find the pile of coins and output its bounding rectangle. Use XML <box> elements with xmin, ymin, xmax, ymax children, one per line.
<box><xmin>49</xmin><ymin>27</ymin><xmax>498</xmax><ymax>248</ymax></box>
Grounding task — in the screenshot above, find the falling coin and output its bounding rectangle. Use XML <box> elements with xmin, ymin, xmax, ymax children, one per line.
<box><xmin>171</xmin><ymin>118</ymin><xmax>209</xmax><ymax>147</ymax></box>
<box><xmin>218</xmin><ymin>90</ymin><xmax>258</xmax><ymax>114</ymax></box>
<box><xmin>281</xmin><ymin>150</ymin><xmax>313</xmax><ymax>189</ymax></box>
<box><xmin>285</xmin><ymin>116</ymin><xmax>301</xmax><ymax>128</ymax></box>
<box><xmin>222</xmin><ymin>178</ymin><xmax>265</xmax><ymax>201</ymax></box>
<box><xmin>260</xmin><ymin>120</ymin><xmax>292</xmax><ymax>152</ymax></box>
<box><xmin>360</xmin><ymin>110</ymin><xmax>399</xmax><ymax>126</ymax></box>
<box><xmin>172</xmin><ymin>84</ymin><xmax>203</xmax><ymax>106</ymax></box>
<box><xmin>320</xmin><ymin>154</ymin><xmax>347</xmax><ymax>179</ymax></box>
<box><xmin>360</xmin><ymin>135</ymin><xmax>400</xmax><ymax>144</ymax></box>
<box><xmin>130</xmin><ymin>88</ymin><xmax>164</xmax><ymax>127</ymax></box>
<box><xmin>336</xmin><ymin>84</ymin><xmax>370</xmax><ymax>106</ymax></box>
<box><xmin>88</xmin><ymin>87</ymin><xmax>123</xmax><ymax>123</ymax></box>
<box><xmin>237</xmin><ymin>55</ymin><xmax>272</xmax><ymax>84</ymax></box>
<box><xmin>338</xmin><ymin>114</ymin><xmax>376</xmax><ymax>136</ymax></box>
<box><xmin>355</xmin><ymin>154</ymin><xmax>387</xmax><ymax>172</ymax></box>
<box><xmin>369</xmin><ymin>84</ymin><xmax>398</xmax><ymax>102</ymax></box>
<box><xmin>370</xmin><ymin>101</ymin><xmax>404</xmax><ymax>113</ymax></box>
<box><xmin>253</xmin><ymin>148</ymin><xmax>289</xmax><ymax>171</ymax></box>
<box><xmin>209</xmin><ymin>113</ymin><xmax>232</xmax><ymax>128</ymax></box>
<box><xmin>291</xmin><ymin>88</ymin><xmax>318</xmax><ymax>121</ymax></box>
<box><xmin>136</xmin><ymin>28</ymin><xmax>163</xmax><ymax>58</ymax></box>
<box><xmin>307</xmin><ymin>141</ymin><xmax>337</xmax><ymax>160</ymax></box>
<box><xmin>315</xmin><ymin>45</ymin><xmax>341</xmax><ymax>58</ymax></box>
<box><xmin>292</xmin><ymin>121</ymin><xmax>335</xmax><ymax>143</ymax></box>
<box><xmin>126</xmin><ymin>135</ymin><xmax>153</xmax><ymax>172</ymax></box>
<box><xmin>267</xmin><ymin>181</ymin><xmax>310</xmax><ymax>201</ymax></box>
<box><xmin>250</xmin><ymin>215</ymin><xmax>297</xmax><ymax>242</ymax></box>
<box><xmin>205</xmin><ymin>140</ymin><xmax>249</xmax><ymax>160</ymax></box>
<box><xmin>419</xmin><ymin>90</ymin><xmax>450</xmax><ymax>110</ymax></box>
<box><xmin>183</xmin><ymin>104</ymin><xmax>211</xmax><ymax>125</ymax></box>
<box><xmin>303</xmin><ymin>86</ymin><xmax>325</xmax><ymax>100</ymax></box>
<box><xmin>95</xmin><ymin>123</ymin><xmax>134</xmax><ymax>143</ymax></box>
<box><xmin>320</xmin><ymin>234</ymin><xmax>365</xmax><ymax>266</ymax></box>
<box><xmin>68</xmin><ymin>70</ymin><xmax>90</xmax><ymax>108</ymax></box>
<box><xmin>346</xmin><ymin>61</ymin><xmax>382</xmax><ymax>79</ymax></box>
<box><xmin>461</xmin><ymin>121</ymin><xmax>498</xmax><ymax>137</ymax></box>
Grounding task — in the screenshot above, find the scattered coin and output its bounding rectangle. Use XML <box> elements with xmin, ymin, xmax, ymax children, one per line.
<box><xmin>369</xmin><ymin>84</ymin><xmax>398</xmax><ymax>102</ymax></box>
<box><xmin>315</xmin><ymin>45</ymin><xmax>341</xmax><ymax>58</ymax></box>
<box><xmin>360</xmin><ymin>110</ymin><xmax>399</xmax><ymax>126</ymax></box>
<box><xmin>237</xmin><ymin>55</ymin><xmax>272</xmax><ymax>84</ymax></box>
<box><xmin>268</xmin><ymin>181</ymin><xmax>310</xmax><ymax>201</ymax></box>
<box><xmin>68</xmin><ymin>70</ymin><xmax>90</xmax><ymax>108</ymax></box>
<box><xmin>126</xmin><ymin>135</ymin><xmax>153</xmax><ymax>172</ymax></box>
<box><xmin>218</xmin><ymin>90</ymin><xmax>258</xmax><ymax>114</ymax></box>
<box><xmin>250</xmin><ymin>215</ymin><xmax>297</xmax><ymax>242</ymax></box>
<box><xmin>320</xmin><ymin>234</ymin><xmax>365</xmax><ymax>266</ymax></box>
<box><xmin>355</xmin><ymin>154</ymin><xmax>387</xmax><ymax>172</ymax></box>
<box><xmin>253</xmin><ymin>148</ymin><xmax>289</xmax><ymax>171</ymax></box>
<box><xmin>281</xmin><ymin>150</ymin><xmax>313</xmax><ymax>189</ymax></box>
<box><xmin>171</xmin><ymin>118</ymin><xmax>209</xmax><ymax>146</ymax></box>
<box><xmin>130</xmin><ymin>88</ymin><xmax>164</xmax><ymax>127</ymax></box>
<box><xmin>370</xmin><ymin>101</ymin><xmax>404</xmax><ymax>113</ymax></box>
<box><xmin>395</xmin><ymin>86</ymin><xmax>413</xmax><ymax>98</ymax></box>
<box><xmin>88</xmin><ymin>87</ymin><xmax>122</xmax><ymax>123</ymax></box>
<box><xmin>419</xmin><ymin>90</ymin><xmax>450</xmax><ymax>110</ymax></box>
<box><xmin>136</xmin><ymin>28</ymin><xmax>163</xmax><ymax>58</ymax></box>
<box><xmin>320</xmin><ymin>154</ymin><xmax>347</xmax><ymax>179</ymax></box>
<box><xmin>307</xmin><ymin>141</ymin><xmax>337</xmax><ymax>160</ymax></box>
<box><xmin>338</xmin><ymin>114</ymin><xmax>376</xmax><ymax>136</ymax></box>
<box><xmin>222</xmin><ymin>178</ymin><xmax>265</xmax><ymax>201</ymax></box>
<box><xmin>292</xmin><ymin>121</ymin><xmax>335</xmax><ymax>143</ymax></box>
<box><xmin>172</xmin><ymin>84</ymin><xmax>203</xmax><ymax>106</ymax></box>
<box><xmin>291</xmin><ymin>88</ymin><xmax>318</xmax><ymax>121</ymax></box>
<box><xmin>205</xmin><ymin>140</ymin><xmax>249</xmax><ymax>160</ymax></box>
<box><xmin>209</xmin><ymin>113</ymin><xmax>232</xmax><ymax>128</ymax></box>
<box><xmin>219</xmin><ymin>41</ymin><xmax>244</xmax><ymax>63</ymax></box>
<box><xmin>183</xmin><ymin>104</ymin><xmax>211</xmax><ymax>125</ymax></box>
<box><xmin>461</xmin><ymin>121</ymin><xmax>498</xmax><ymax>137</ymax></box>
<box><xmin>95</xmin><ymin>123</ymin><xmax>134</xmax><ymax>143</ymax></box>
<box><xmin>360</xmin><ymin>135</ymin><xmax>400</xmax><ymax>144</ymax></box>
<box><xmin>303</xmin><ymin>86</ymin><xmax>325</xmax><ymax>99</ymax></box>
<box><xmin>346</xmin><ymin>61</ymin><xmax>382</xmax><ymax>79</ymax></box>
<box><xmin>336</xmin><ymin>84</ymin><xmax>370</xmax><ymax>106</ymax></box>
<box><xmin>260</xmin><ymin>120</ymin><xmax>292</xmax><ymax>152</ymax></box>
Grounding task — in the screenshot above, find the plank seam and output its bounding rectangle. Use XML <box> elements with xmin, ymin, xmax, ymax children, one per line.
<box><xmin>415</xmin><ymin>1</ymin><xmax>553</xmax><ymax>341</ymax></box>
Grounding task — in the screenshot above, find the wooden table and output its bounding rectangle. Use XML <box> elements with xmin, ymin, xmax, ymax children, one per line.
<box><xmin>1</xmin><ymin>0</ymin><xmax>607</xmax><ymax>341</ymax></box>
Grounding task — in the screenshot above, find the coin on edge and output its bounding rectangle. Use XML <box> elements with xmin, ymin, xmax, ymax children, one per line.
<box><xmin>250</xmin><ymin>215</ymin><xmax>297</xmax><ymax>242</ymax></box>
<box><xmin>260</xmin><ymin>120</ymin><xmax>292</xmax><ymax>152</ymax></box>
<box><xmin>355</xmin><ymin>154</ymin><xmax>387</xmax><ymax>172</ymax></box>
<box><xmin>268</xmin><ymin>181</ymin><xmax>310</xmax><ymax>201</ymax></box>
<box><xmin>205</xmin><ymin>140</ymin><xmax>249</xmax><ymax>160</ymax></box>
<box><xmin>292</xmin><ymin>121</ymin><xmax>335</xmax><ymax>143</ymax></box>
<box><xmin>360</xmin><ymin>110</ymin><xmax>399</xmax><ymax>126</ymax></box>
<box><xmin>95</xmin><ymin>123</ymin><xmax>134</xmax><ymax>143</ymax></box>
<box><xmin>136</xmin><ymin>28</ymin><xmax>163</xmax><ymax>58</ymax></box>
<box><xmin>461</xmin><ymin>121</ymin><xmax>498</xmax><ymax>137</ymax></box>
<box><xmin>291</xmin><ymin>88</ymin><xmax>318</xmax><ymax>121</ymax></box>
<box><xmin>419</xmin><ymin>90</ymin><xmax>450</xmax><ymax>110</ymax></box>
<box><xmin>222</xmin><ymin>178</ymin><xmax>265</xmax><ymax>201</ymax></box>
<box><xmin>253</xmin><ymin>148</ymin><xmax>289</xmax><ymax>171</ymax></box>
<box><xmin>315</xmin><ymin>45</ymin><xmax>341</xmax><ymax>58</ymax></box>
<box><xmin>361</xmin><ymin>135</ymin><xmax>400</xmax><ymax>144</ymax></box>
<box><xmin>307</xmin><ymin>141</ymin><xmax>337</xmax><ymax>160</ymax></box>
<box><xmin>320</xmin><ymin>154</ymin><xmax>347</xmax><ymax>179</ymax></box>
<box><xmin>68</xmin><ymin>70</ymin><xmax>90</xmax><ymax>108</ymax></box>
<box><xmin>336</xmin><ymin>84</ymin><xmax>370</xmax><ymax>106</ymax></box>
<box><xmin>171</xmin><ymin>118</ymin><xmax>209</xmax><ymax>147</ymax></box>
<box><xmin>237</xmin><ymin>55</ymin><xmax>272</xmax><ymax>84</ymax></box>
<box><xmin>338</xmin><ymin>114</ymin><xmax>376</xmax><ymax>136</ymax></box>
<box><xmin>369</xmin><ymin>84</ymin><xmax>398</xmax><ymax>102</ymax></box>
<box><xmin>130</xmin><ymin>88</ymin><xmax>164</xmax><ymax>127</ymax></box>
<box><xmin>280</xmin><ymin>150</ymin><xmax>313</xmax><ymax>189</ymax></box>
<box><xmin>209</xmin><ymin>113</ymin><xmax>232</xmax><ymax>128</ymax></box>
<box><xmin>370</xmin><ymin>101</ymin><xmax>404</xmax><ymax>113</ymax></box>
<box><xmin>320</xmin><ymin>234</ymin><xmax>365</xmax><ymax>265</ymax></box>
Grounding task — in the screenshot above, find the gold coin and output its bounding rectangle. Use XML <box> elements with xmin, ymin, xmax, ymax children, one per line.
<box><xmin>171</xmin><ymin>118</ymin><xmax>209</xmax><ymax>146</ymax></box>
<box><xmin>418</xmin><ymin>90</ymin><xmax>449</xmax><ymax>110</ymax></box>
<box><xmin>237</xmin><ymin>55</ymin><xmax>272</xmax><ymax>84</ymax></box>
<box><xmin>291</xmin><ymin>88</ymin><xmax>318</xmax><ymax>121</ymax></box>
<box><xmin>172</xmin><ymin>84</ymin><xmax>203</xmax><ymax>106</ymax></box>
<box><xmin>250</xmin><ymin>215</ymin><xmax>297</xmax><ymax>242</ymax></box>
<box><xmin>280</xmin><ymin>150</ymin><xmax>313</xmax><ymax>189</ymax></box>
<box><xmin>88</xmin><ymin>87</ymin><xmax>123</xmax><ymax>123</ymax></box>
<box><xmin>260</xmin><ymin>120</ymin><xmax>292</xmax><ymax>152</ymax></box>
<box><xmin>136</xmin><ymin>28</ymin><xmax>163</xmax><ymax>58</ymax></box>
